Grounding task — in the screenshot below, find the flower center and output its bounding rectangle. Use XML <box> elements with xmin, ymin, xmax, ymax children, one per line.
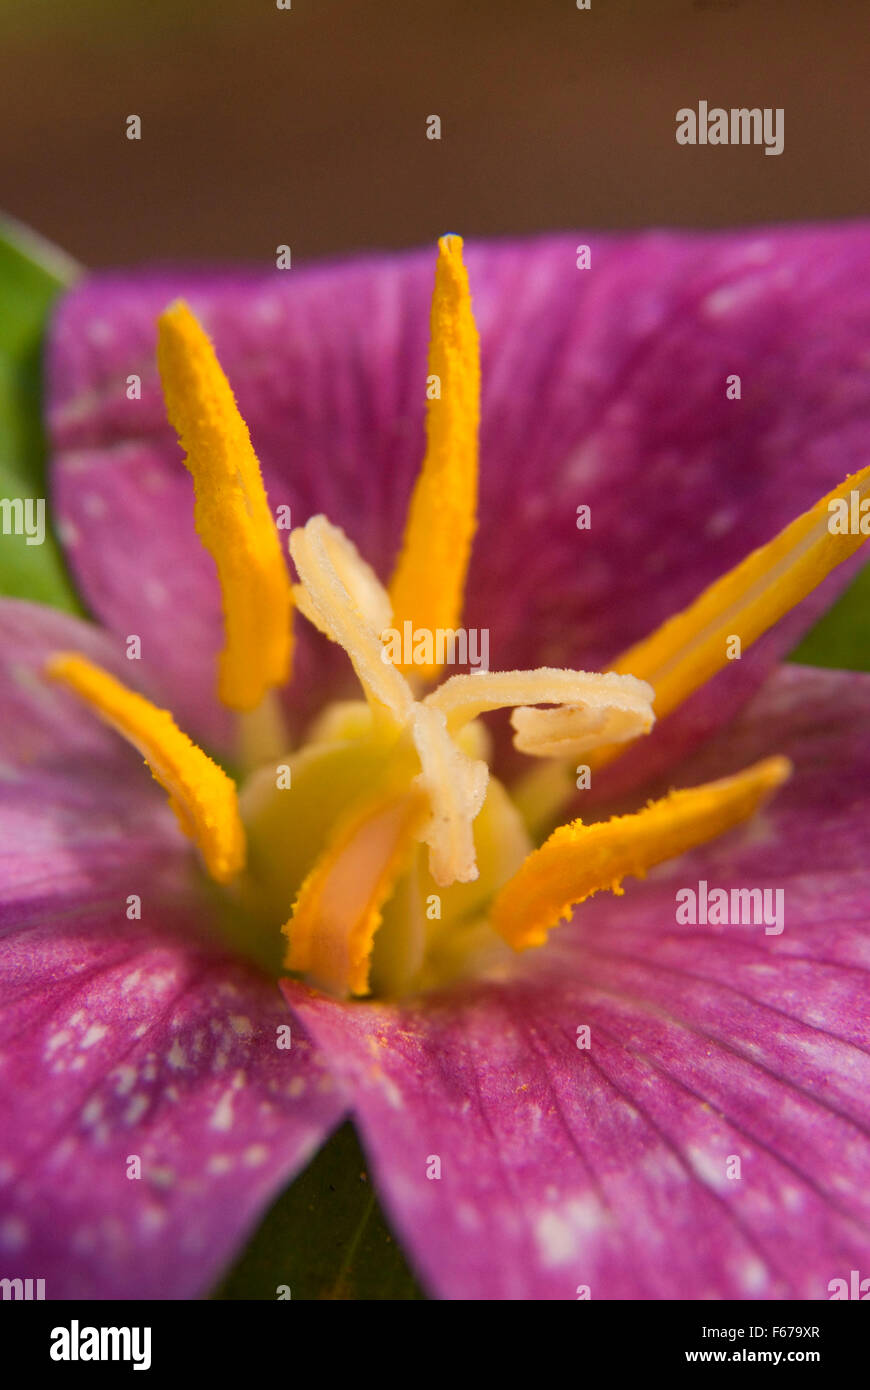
<box><xmin>45</xmin><ymin>237</ymin><xmax>870</xmax><ymax>1001</ymax></box>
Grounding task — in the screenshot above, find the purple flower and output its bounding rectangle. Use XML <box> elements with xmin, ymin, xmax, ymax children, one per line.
<box><xmin>2</xmin><ymin>227</ymin><xmax>869</xmax><ymax>1300</ymax></box>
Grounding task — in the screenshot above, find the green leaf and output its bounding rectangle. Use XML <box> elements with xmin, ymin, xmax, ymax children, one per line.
<box><xmin>789</xmin><ymin>561</ymin><xmax>870</xmax><ymax>673</ymax></box>
<box><xmin>211</xmin><ymin>1122</ymin><xmax>425</xmax><ymax>1300</ymax></box>
<box><xmin>0</xmin><ymin>215</ymin><xmax>83</xmax><ymax>611</ymax></box>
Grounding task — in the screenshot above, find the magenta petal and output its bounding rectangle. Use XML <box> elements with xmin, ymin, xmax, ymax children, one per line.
<box><xmin>1</xmin><ymin>914</ymin><xmax>345</xmax><ymax>1298</ymax></box>
<box><xmin>0</xmin><ymin>599</ymin><xmax>196</xmax><ymax>925</ymax></box>
<box><xmin>0</xmin><ymin>599</ymin><xmax>346</xmax><ymax>1296</ymax></box>
<box><xmin>285</xmin><ymin>665</ymin><xmax>870</xmax><ymax>1299</ymax></box>
<box><xmin>48</xmin><ymin>226</ymin><xmax>870</xmax><ymax>757</ymax></box>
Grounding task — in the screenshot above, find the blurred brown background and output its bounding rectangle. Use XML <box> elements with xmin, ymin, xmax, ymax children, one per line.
<box><xmin>1</xmin><ymin>0</ymin><xmax>867</xmax><ymax>267</ymax></box>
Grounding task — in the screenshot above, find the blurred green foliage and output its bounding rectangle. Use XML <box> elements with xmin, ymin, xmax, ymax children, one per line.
<box><xmin>212</xmin><ymin>1123</ymin><xmax>424</xmax><ymax>1300</ymax></box>
<box><xmin>789</xmin><ymin>564</ymin><xmax>870</xmax><ymax>673</ymax></box>
<box><xmin>0</xmin><ymin>218</ymin><xmax>81</xmax><ymax>610</ymax></box>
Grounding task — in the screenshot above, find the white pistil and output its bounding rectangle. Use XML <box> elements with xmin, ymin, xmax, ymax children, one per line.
<box><xmin>287</xmin><ymin>515</ymin><xmax>656</xmax><ymax>890</ymax></box>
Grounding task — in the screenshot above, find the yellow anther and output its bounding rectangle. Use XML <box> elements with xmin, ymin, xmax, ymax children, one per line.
<box><xmin>491</xmin><ymin>755</ymin><xmax>790</xmax><ymax>951</ymax></box>
<box><xmin>609</xmin><ymin>465</ymin><xmax>870</xmax><ymax>733</ymax></box>
<box><xmin>283</xmin><ymin>788</ymin><xmax>427</xmax><ymax>997</ymax></box>
<box><xmin>46</xmin><ymin>653</ymin><xmax>245</xmax><ymax>884</ymax></box>
<box><xmin>388</xmin><ymin>235</ymin><xmax>480</xmax><ymax>680</ymax></box>
<box><xmin>157</xmin><ymin>300</ymin><xmax>293</xmax><ymax>711</ymax></box>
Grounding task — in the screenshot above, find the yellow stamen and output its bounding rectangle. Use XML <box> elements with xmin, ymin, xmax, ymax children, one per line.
<box><xmin>46</xmin><ymin>653</ymin><xmax>245</xmax><ymax>884</ymax></box>
<box><xmin>157</xmin><ymin>300</ymin><xmax>293</xmax><ymax>711</ymax></box>
<box><xmin>388</xmin><ymin>235</ymin><xmax>480</xmax><ymax>680</ymax></box>
<box><xmin>283</xmin><ymin>789</ymin><xmax>426</xmax><ymax>996</ymax></box>
<box><xmin>608</xmin><ymin>465</ymin><xmax>870</xmax><ymax>737</ymax></box>
<box><xmin>491</xmin><ymin>755</ymin><xmax>790</xmax><ymax>951</ymax></box>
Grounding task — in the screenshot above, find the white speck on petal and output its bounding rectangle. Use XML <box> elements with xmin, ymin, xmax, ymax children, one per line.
<box><xmin>243</xmin><ymin>1145</ymin><xmax>269</xmax><ymax>1167</ymax></box>
<box><xmin>534</xmin><ymin>1210</ymin><xmax>576</xmax><ymax>1266</ymax></box>
<box><xmin>124</xmin><ymin>1094</ymin><xmax>149</xmax><ymax>1126</ymax></box>
<box><xmin>210</xmin><ymin>1090</ymin><xmax>235</xmax><ymax>1132</ymax></box>
<box><xmin>534</xmin><ymin>1197</ymin><xmax>604</xmax><ymax>1268</ymax></box>
<box><xmin>80</xmin><ymin>1097</ymin><xmax>103</xmax><ymax>1128</ymax></box>
<box><xmin>112</xmin><ymin>1065</ymin><xmax>137</xmax><ymax>1095</ymax></box>
<box><xmin>738</xmin><ymin>1255</ymin><xmax>768</xmax><ymax>1293</ymax></box>
<box><xmin>45</xmin><ymin>1030</ymin><xmax>72</xmax><ymax>1057</ymax></box>
<box><xmin>687</xmin><ymin>1145</ymin><xmax>728</xmax><ymax>1191</ymax></box>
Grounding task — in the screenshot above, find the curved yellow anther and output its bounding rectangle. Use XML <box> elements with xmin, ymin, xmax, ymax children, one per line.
<box><xmin>157</xmin><ymin>300</ymin><xmax>293</xmax><ymax>711</ymax></box>
<box><xmin>283</xmin><ymin>788</ymin><xmax>426</xmax><ymax>997</ymax></box>
<box><xmin>388</xmin><ymin>235</ymin><xmax>480</xmax><ymax>680</ymax></box>
<box><xmin>491</xmin><ymin>755</ymin><xmax>790</xmax><ymax>951</ymax></box>
<box><xmin>46</xmin><ymin>653</ymin><xmax>245</xmax><ymax>884</ymax></box>
<box><xmin>608</xmin><ymin>465</ymin><xmax>870</xmax><ymax>735</ymax></box>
